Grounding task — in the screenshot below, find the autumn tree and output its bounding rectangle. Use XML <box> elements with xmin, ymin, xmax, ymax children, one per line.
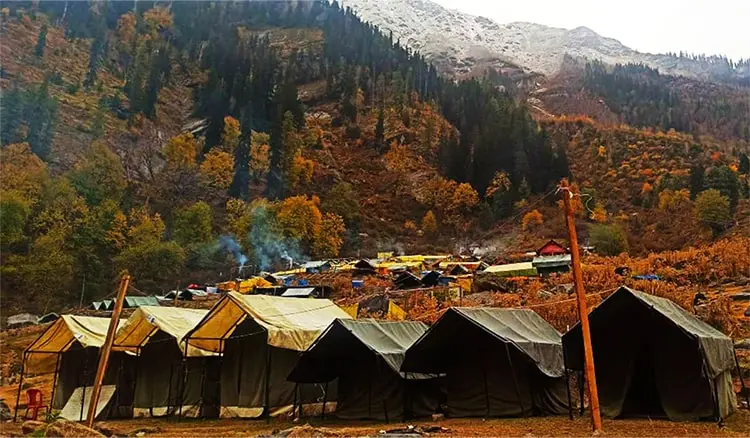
<box><xmin>313</xmin><ymin>213</ymin><xmax>346</xmax><ymax>258</ymax></box>
<box><xmin>250</xmin><ymin>130</ymin><xmax>270</xmax><ymax>183</ymax></box>
<box><xmin>705</xmin><ymin>165</ymin><xmax>740</xmax><ymax>211</ymax></box>
<box><xmin>321</xmin><ymin>181</ymin><xmax>360</xmax><ymax>225</ymax></box>
<box><xmin>226</xmin><ymin>198</ymin><xmax>252</xmax><ymax>242</ymax></box>
<box><xmin>172</xmin><ymin>201</ymin><xmax>214</xmax><ymax>246</ymax></box>
<box><xmin>694</xmin><ymin>189</ymin><xmax>731</xmax><ymax>236</ymax></box>
<box><xmin>275</xmin><ymin>195</ymin><xmax>322</xmax><ymax>242</ymax></box>
<box><xmin>164</xmin><ymin>133</ymin><xmax>199</xmax><ymax>168</ymax></box>
<box><xmin>220</xmin><ymin>116</ymin><xmax>240</xmax><ymax>153</ymax></box>
<box><xmin>0</xmin><ymin>143</ymin><xmax>49</xmax><ymax>201</ymax></box>
<box><xmin>200</xmin><ymin>149</ymin><xmax>234</xmax><ymax>190</ymax></box>
<box><xmin>422</xmin><ymin>210</ymin><xmax>438</xmax><ymax>235</ymax></box>
<box><xmin>68</xmin><ymin>142</ymin><xmax>127</xmax><ymax>206</ymax></box>
<box><xmin>522</xmin><ymin>209</ymin><xmax>543</xmax><ymax>231</ymax></box>
<box><xmin>589</xmin><ymin>223</ymin><xmax>629</xmax><ymax>256</ymax></box>
<box><xmin>486</xmin><ymin>171</ymin><xmax>514</xmax><ymax>218</ymax></box>
<box><xmin>591</xmin><ymin>202</ymin><xmax>608</xmax><ymax>223</ymax></box>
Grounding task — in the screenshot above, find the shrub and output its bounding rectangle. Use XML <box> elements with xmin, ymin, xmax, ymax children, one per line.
<box><xmin>589</xmin><ymin>223</ymin><xmax>629</xmax><ymax>256</ymax></box>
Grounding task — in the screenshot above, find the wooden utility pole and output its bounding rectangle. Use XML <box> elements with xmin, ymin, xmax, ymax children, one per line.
<box><xmin>560</xmin><ymin>179</ymin><xmax>602</xmax><ymax>432</ymax></box>
<box><xmin>85</xmin><ymin>274</ymin><xmax>130</xmax><ymax>428</ymax></box>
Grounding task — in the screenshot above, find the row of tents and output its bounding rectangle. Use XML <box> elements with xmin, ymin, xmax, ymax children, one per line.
<box><xmin>15</xmin><ymin>287</ymin><xmax>742</xmax><ymax>423</ymax></box>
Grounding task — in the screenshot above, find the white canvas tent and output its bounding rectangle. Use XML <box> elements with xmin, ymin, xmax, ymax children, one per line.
<box><xmin>184</xmin><ymin>293</ymin><xmax>352</xmax><ymax>418</ymax></box>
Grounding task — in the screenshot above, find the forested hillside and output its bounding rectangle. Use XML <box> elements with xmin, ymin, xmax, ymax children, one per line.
<box><xmin>0</xmin><ymin>1</ymin><xmax>566</xmax><ymax>313</ymax></box>
<box><xmin>1</xmin><ymin>1</ymin><xmax>749</xmax><ymax>315</ymax></box>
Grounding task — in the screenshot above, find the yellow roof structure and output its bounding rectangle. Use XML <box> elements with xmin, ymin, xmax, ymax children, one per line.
<box><xmin>394</xmin><ymin>255</ymin><xmax>449</xmax><ymax>263</ymax></box>
<box><xmin>113</xmin><ymin>307</ymin><xmax>214</xmax><ymax>357</ymax></box>
<box><xmin>24</xmin><ymin>315</ymin><xmax>124</xmax><ymax>374</ymax></box>
<box><xmin>185</xmin><ymin>292</ymin><xmax>352</xmax><ymax>353</ymax></box>
<box><xmin>376</xmin><ymin>261</ymin><xmax>424</xmax><ymax>270</ymax></box>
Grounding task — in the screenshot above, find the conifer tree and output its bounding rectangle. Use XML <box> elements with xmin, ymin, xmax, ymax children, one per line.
<box><xmin>35</xmin><ymin>23</ymin><xmax>48</xmax><ymax>58</ymax></box>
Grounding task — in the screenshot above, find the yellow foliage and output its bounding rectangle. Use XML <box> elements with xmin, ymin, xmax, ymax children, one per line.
<box><xmin>164</xmin><ymin>133</ymin><xmax>199</xmax><ymax>167</ymax></box>
<box><xmin>250</xmin><ymin>130</ymin><xmax>270</xmax><ymax>181</ymax></box>
<box><xmin>404</xmin><ymin>220</ymin><xmax>418</xmax><ymax>232</ymax></box>
<box><xmin>597</xmin><ymin>145</ymin><xmax>606</xmax><ymax>157</ymax></box>
<box><xmin>421</xmin><ymin>210</ymin><xmax>438</xmax><ymax>235</ymax></box>
<box><xmin>221</xmin><ymin>116</ymin><xmax>241</xmax><ymax>153</ymax></box>
<box><xmin>127</xmin><ymin>206</ymin><xmax>165</xmax><ymax>246</ymax></box>
<box><xmin>0</xmin><ymin>142</ymin><xmax>49</xmax><ymax>201</ymax></box>
<box><xmin>522</xmin><ymin>209</ymin><xmax>544</xmax><ymax>231</ymax></box>
<box><xmin>226</xmin><ymin>198</ymin><xmax>251</xmax><ymax>240</ymax></box>
<box><xmin>143</xmin><ymin>6</ymin><xmax>173</xmax><ymax>33</ymax></box>
<box><xmin>288</xmin><ymin>153</ymin><xmax>314</xmax><ymax>190</ymax></box>
<box><xmin>106</xmin><ymin>211</ymin><xmax>129</xmax><ymax>251</ymax></box>
<box><xmin>485</xmin><ymin>171</ymin><xmax>512</xmax><ymax>198</ymax></box>
<box><xmin>591</xmin><ymin>202</ymin><xmax>608</xmax><ymax>223</ymax></box>
<box><xmin>658</xmin><ymin>189</ymin><xmax>691</xmax><ymax>211</ymax></box>
<box><xmin>275</xmin><ymin>195</ymin><xmax>322</xmax><ymax>241</ymax></box>
<box><xmin>200</xmin><ymin>150</ymin><xmax>234</xmax><ymax>189</ymax></box>
<box><xmin>313</xmin><ymin>213</ymin><xmax>346</xmax><ymax>258</ymax></box>
<box><xmin>449</xmin><ymin>183</ymin><xmax>479</xmax><ymax>212</ymax></box>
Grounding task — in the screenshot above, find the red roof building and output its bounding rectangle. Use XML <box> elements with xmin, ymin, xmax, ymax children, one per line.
<box><xmin>536</xmin><ymin>239</ymin><xmax>568</xmax><ymax>256</ymax></box>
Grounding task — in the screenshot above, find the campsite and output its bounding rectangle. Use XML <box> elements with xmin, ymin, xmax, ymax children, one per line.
<box><xmin>2</xmin><ymin>237</ymin><xmax>750</xmax><ymax>437</ymax></box>
<box><xmin>1</xmin><ymin>0</ymin><xmax>750</xmax><ymax>436</ymax></box>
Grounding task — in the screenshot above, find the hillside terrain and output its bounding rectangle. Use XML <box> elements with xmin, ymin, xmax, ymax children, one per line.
<box><xmin>346</xmin><ymin>0</ymin><xmax>750</xmax><ymax>82</ymax></box>
<box><xmin>0</xmin><ymin>1</ymin><xmax>749</xmax><ymax>316</ymax></box>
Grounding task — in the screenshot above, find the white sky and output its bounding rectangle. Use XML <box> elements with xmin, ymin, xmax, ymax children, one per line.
<box><xmin>434</xmin><ymin>0</ymin><xmax>750</xmax><ymax>61</ymax></box>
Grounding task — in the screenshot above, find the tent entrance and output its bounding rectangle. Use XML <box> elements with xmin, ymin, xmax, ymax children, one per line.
<box><xmin>620</xmin><ymin>344</ymin><xmax>666</xmax><ymax>419</ymax></box>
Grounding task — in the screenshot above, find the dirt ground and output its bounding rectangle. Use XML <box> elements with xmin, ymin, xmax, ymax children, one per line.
<box><xmin>2</xmin><ymin>411</ymin><xmax>750</xmax><ymax>437</ymax></box>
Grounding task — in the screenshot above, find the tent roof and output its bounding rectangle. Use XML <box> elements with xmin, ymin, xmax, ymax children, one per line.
<box><xmin>403</xmin><ymin>307</ymin><xmax>564</xmax><ymax>378</ymax></box>
<box><xmin>483</xmin><ymin>262</ymin><xmax>534</xmax><ymax>273</ymax></box>
<box><xmin>113</xmin><ymin>306</ymin><xmax>213</xmax><ymax>357</ymax></box>
<box><xmin>281</xmin><ymin>287</ymin><xmax>317</xmax><ymax>297</ymax></box>
<box><xmin>289</xmin><ymin>319</ymin><xmax>431</xmax><ymax>382</ymax></box>
<box><xmin>185</xmin><ymin>292</ymin><xmax>351</xmax><ymax>352</ymax></box>
<box><xmin>24</xmin><ymin>315</ymin><xmax>124</xmax><ymax>374</ymax></box>
<box><xmin>564</xmin><ymin>286</ymin><xmax>734</xmax><ymax>376</ymax></box>
<box><xmin>532</xmin><ymin>254</ymin><xmax>571</xmax><ymax>268</ymax></box>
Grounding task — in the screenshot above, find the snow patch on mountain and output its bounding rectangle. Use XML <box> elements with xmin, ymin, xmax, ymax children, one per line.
<box><xmin>344</xmin><ymin>0</ymin><xmax>747</xmax><ymax>80</ymax></box>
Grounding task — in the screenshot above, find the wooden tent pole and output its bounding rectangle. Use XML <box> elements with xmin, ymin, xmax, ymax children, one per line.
<box><xmin>560</xmin><ymin>179</ymin><xmax>602</xmax><ymax>432</ymax></box>
<box><xmin>85</xmin><ymin>274</ymin><xmax>130</xmax><ymax>428</ymax></box>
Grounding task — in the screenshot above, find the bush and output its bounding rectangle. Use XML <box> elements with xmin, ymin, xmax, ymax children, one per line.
<box><xmin>694</xmin><ymin>189</ymin><xmax>731</xmax><ymax>236</ymax></box>
<box><xmin>589</xmin><ymin>223</ymin><xmax>628</xmax><ymax>256</ymax></box>
<box><xmin>345</xmin><ymin>124</ymin><xmax>361</xmax><ymax>139</ymax></box>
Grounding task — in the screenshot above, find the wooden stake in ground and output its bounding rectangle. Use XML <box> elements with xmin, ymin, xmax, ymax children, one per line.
<box><xmin>560</xmin><ymin>179</ymin><xmax>602</xmax><ymax>432</ymax></box>
<box><xmin>85</xmin><ymin>274</ymin><xmax>130</xmax><ymax>428</ymax></box>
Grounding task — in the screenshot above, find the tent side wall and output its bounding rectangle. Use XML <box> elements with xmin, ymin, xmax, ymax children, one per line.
<box><xmin>219</xmin><ymin>319</ymin><xmax>331</xmax><ymax>418</ymax></box>
<box><xmin>563</xmin><ymin>289</ymin><xmax>735</xmax><ymax>421</ymax></box>
<box><xmin>52</xmin><ymin>348</ymin><xmax>136</xmax><ymax>419</ymax></box>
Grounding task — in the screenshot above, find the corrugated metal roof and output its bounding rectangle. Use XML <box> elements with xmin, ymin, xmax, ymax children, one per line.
<box><xmin>532</xmin><ymin>254</ymin><xmax>572</xmax><ymax>268</ymax></box>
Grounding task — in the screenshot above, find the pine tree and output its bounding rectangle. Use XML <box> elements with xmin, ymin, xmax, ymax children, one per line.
<box><xmin>26</xmin><ymin>79</ymin><xmax>58</xmax><ymax>160</ymax></box>
<box><xmin>0</xmin><ymin>84</ymin><xmax>25</xmax><ymax>145</ymax></box>
<box><xmin>35</xmin><ymin>23</ymin><xmax>48</xmax><ymax>58</ymax></box>
<box><xmin>740</xmin><ymin>153</ymin><xmax>750</xmax><ymax>174</ymax></box>
<box><xmin>374</xmin><ymin>106</ymin><xmax>385</xmax><ymax>152</ymax></box>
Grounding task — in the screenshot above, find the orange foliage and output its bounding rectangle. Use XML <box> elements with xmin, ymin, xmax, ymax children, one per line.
<box><xmin>522</xmin><ymin>209</ymin><xmax>543</xmax><ymax>231</ymax></box>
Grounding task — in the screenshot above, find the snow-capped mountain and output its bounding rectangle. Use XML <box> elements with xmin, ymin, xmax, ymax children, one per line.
<box><xmin>343</xmin><ymin>0</ymin><xmax>748</xmax><ymax>81</ymax></box>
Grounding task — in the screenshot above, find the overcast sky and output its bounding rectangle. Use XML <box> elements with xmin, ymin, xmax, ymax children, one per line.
<box><xmin>434</xmin><ymin>0</ymin><xmax>750</xmax><ymax>61</ymax></box>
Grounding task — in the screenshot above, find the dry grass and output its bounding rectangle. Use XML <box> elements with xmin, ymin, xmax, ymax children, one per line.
<box><xmin>2</xmin><ymin>412</ymin><xmax>748</xmax><ymax>437</ymax></box>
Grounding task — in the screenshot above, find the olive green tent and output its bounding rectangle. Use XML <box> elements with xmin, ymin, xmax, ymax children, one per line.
<box><xmin>402</xmin><ymin>307</ymin><xmax>569</xmax><ymax>417</ymax></box>
<box><xmin>113</xmin><ymin>307</ymin><xmax>218</xmax><ymax>418</ymax></box>
<box><xmin>563</xmin><ymin>286</ymin><xmax>737</xmax><ymax>421</ymax></box>
<box><xmin>184</xmin><ymin>293</ymin><xmax>352</xmax><ymax>418</ymax></box>
<box><xmin>17</xmin><ymin>316</ymin><xmax>135</xmax><ymax>421</ymax></box>
<box><xmin>289</xmin><ymin>319</ymin><xmax>442</xmax><ymax>420</ymax></box>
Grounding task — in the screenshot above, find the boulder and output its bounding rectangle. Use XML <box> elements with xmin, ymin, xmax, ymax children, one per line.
<box><xmin>22</xmin><ymin>420</ymin><xmax>46</xmax><ymax>435</ymax></box>
<box><xmin>44</xmin><ymin>419</ymin><xmax>104</xmax><ymax>437</ymax></box>
<box><xmin>0</xmin><ymin>399</ymin><xmax>12</xmax><ymax>421</ymax></box>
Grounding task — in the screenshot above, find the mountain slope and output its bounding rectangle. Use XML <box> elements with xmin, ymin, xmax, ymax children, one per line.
<box><xmin>345</xmin><ymin>0</ymin><xmax>749</xmax><ymax>81</ymax></box>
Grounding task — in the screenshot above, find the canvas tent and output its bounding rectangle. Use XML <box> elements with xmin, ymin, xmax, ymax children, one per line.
<box><xmin>402</xmin><ymin>308</ymin><xmax>569</xmax><ymax>418</ymax></box>
<box><xmin>113</xmin><ymin>307</ymin><xmax>218</xmax><ymax>418</ymax></box>
<box><xmin>17</xmin><ymin>316</ymin><xmax>135</xmax><ymax>421</ymax></box>
<box><xmin>563</xmin><ymin>286</ymin><xmax>737</xmax><ymax>421</ymax></box>
<box><xmin>289</xmin><ymin>319</ymin><xmax>441</xmax><ymax>420</ymax></box>
<box><xmin>184</xmin><ymin>293</ymin><xmax>352</xmax><ymax>418</ymax></box>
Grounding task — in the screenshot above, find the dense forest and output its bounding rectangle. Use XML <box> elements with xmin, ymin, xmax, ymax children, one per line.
<box><xmin>582</xmin><ymin>60</ymin><xmax>750</xmax><ymax>141</ymax></box>
<box><xmin>0</xmin><ymin>1</ymin><xmax>568</xmax><ymax>312</ymax></box>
